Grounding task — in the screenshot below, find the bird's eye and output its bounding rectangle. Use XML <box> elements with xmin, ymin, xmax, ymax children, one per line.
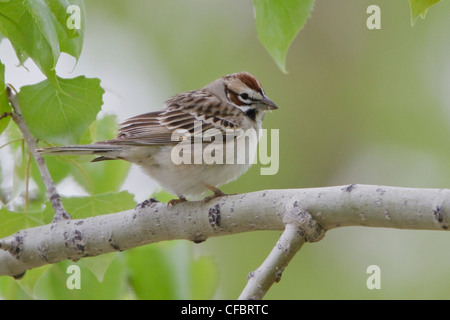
<box><xmin>238</xmin><ymin>93</ymin><xmax>252</xmax><ymax>105</ymax></box>
<box><xmin>239</xmin><ymin>93</ymin><xmax>249</xmax><ymax>100</ymax></box>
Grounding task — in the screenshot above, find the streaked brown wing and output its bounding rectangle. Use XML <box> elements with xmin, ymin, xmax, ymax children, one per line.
<box><xmin>115</xmin><ymin>110</ymin><xmax>173</xmax><ymax>145</ymax></box>
<box><xmin>111</xmin><ymin>91</ymin><xmax>245</xmax><ymax>146</ymax></box>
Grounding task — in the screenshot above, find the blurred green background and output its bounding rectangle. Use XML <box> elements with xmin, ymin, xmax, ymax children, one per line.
<box><xmin>2</xmin><ymin>0</ymin><xmax>450</xmax><ymax>299</ymax></box>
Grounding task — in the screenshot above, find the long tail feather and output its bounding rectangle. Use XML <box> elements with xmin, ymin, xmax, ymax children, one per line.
<box><xmin>38</xmin><ymin>144</ymin><xmax>123</xmax><ymax>156</ymax></box>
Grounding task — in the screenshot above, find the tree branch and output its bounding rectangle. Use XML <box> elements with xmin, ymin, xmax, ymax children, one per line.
<box><xmin>0</xmin><ymin>185</ymin><xmax>448</xmax><ymax>297</ymax></box>
<box><xmin>238</xmin><ymin>209</ymin><xmax>325</xmax><ymax>300</ymax></box>
<box><xmin>5</xmin><ymin>86</ymin><xmax>70</xmax><ymax>222</ymax></box>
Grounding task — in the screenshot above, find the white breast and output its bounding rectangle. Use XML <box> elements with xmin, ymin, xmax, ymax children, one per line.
<box><xmin>137</xmin><ymin>127</ymin><xmax>261</xmax><ymax>198</ymax></box>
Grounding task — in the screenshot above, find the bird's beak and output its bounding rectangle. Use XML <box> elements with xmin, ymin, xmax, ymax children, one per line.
<box><xmin>260</xmin><ymin>96</ymin><xmax>278</xmax><ymax>111</ymax></box>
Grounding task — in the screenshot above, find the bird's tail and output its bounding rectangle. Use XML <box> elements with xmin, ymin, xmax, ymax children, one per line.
<box><xmin>38</xmin><ymin>143</ymin><xmax>123</xmax><ymax>162</ymax></box>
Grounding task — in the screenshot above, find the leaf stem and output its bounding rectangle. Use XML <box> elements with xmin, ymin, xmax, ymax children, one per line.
<box><xmin>69</xmin><ymin>158</ymin><xmax>94</xmax><ymax>194</ymax></box>
<box><xmin>0</xmin><ymin>138</ymin><xmax>24</xmax><ymax>150</ymax></box>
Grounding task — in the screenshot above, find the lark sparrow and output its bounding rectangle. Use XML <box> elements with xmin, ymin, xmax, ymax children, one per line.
<box><xmin>39</xmin><ymin>72</ymin><xmax>278</xmax><ymax>203</ymax></box>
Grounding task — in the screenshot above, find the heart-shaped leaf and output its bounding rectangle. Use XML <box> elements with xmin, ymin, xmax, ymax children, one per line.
<box><xmin>18</xmin><ymin>76</ymin><xmax>104</xmax><ymax>145</ymax></box>
<box><xmin>254</xmin><ymin>0</ymin><xmax>315</xmax><ymax>73</ymax></box>
<box><xmin>0</xmin><ymin>0</ymin><xmax>85</xmax><ymax>78</ymax></box>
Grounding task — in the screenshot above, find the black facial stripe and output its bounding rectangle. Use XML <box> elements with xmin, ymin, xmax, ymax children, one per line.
<box><xmin>224</xmin><ymin>84</ymin><xmax>260</xmax><ymax>106</ymax></box>
<box><xmin>245</xmin><ymin>108</ymin><xmax>257</xmax><ymax>121</ymax></box>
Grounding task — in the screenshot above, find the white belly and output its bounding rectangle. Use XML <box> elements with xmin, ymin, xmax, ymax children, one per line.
<box><xmin>137</xmin><ymin>131</ymin><xmax>259</xmax><ymax>198</ymax></box>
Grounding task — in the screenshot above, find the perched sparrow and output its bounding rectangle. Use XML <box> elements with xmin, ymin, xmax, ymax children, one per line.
<box><xmin>40</xmin><ymin>72</ymin><xmax>278</xmax><ymax>203</ymax></box>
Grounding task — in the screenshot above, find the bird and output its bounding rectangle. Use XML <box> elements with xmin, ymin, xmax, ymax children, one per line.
<box><xmin>39</xmin><ymin>72</ymin><xmax>278</xmax><ymax>204</ymax></box>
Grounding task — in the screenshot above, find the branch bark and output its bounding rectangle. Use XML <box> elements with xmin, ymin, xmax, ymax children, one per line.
<box><xmin>238</xmin><ymin>209</ymin><xmax>325</xmax><ymax>300</ymax></box>
<box><xmin>0</xmin><ymin>184</ymin><xmax>448</xmax><ymax>296</ymax></box>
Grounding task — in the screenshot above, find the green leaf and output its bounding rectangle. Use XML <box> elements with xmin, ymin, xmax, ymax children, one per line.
<box><xmin>190</xmin><ymin>256</ymin><xmax>219</xmax><ymax>299</ymax></box>
<box><xmin>127</xmin><ymin>242</ymin><xmax>219</xmax><ymax>299</ymax></box>
<box><xmin>18</xmin><ymin>76</ymin><xmax>104</xmax><ymax>145</ymax></box>
<box><xmin>79</xmin><ymin>252</ymin><xmax>117</xmax><ymax>282</ymax></box>
<box><xmin>80</xmin><ymin>114</ymin><xmax>118</xmax><ymax>144</ymax></box>
<box><xmin>0</xmin><ymin>0</ymin><xmax>59</xmax><ymax>78</ymax></box>
<box><xmin>0</xmin><ymin>0</ymin><xmax>85</xmax><ymax>78</ymax></box>
<box><xmin>75</xmin><ymin>159</ymin><xmax>131</xmax><ymax>196</ymax></box>
<box><xmin>0</xmin><ymin>275</ymin><xmax>32</xmax><ymax>299</ymax></box>
<box><xmin>0</xmin><ymin>207</ymin><xmax>47</xmax><ymax>238</ymax></box>
<box><xmin>43</xmin><ymin>191</ymin><xmax>136</xmax><ymax>219</ymax></box>
<box><xmin>33</xmin><ymin>257</ymin><xmax>128</xmax><ymax>299</ymax></box>
<box><xmin>409</xmin><ymin>0</ymin><xmax>441</xmax><ymax>25</ymax></box>
<box><xmin>0</xmin><ymin>60</ymin><xmax>11</xmax><ymax>134</ymax></box>
<box><xmin>127</xmin><ymin>243</ymin><xmax>179</xmax><ymax>299</ymax></box>
<box><xmin>44</xmin><ymin>0</ymin><xmax>85</xmax><ymax>60</ymax></box>
<box><xmin>13</xmin><ymin>264</ymin><xmax>51</xmax><ymax>298</ymax></box>
<box><xmin>73</xmin><ymin>160</ymin><xmax>131</xmax><ymax>194</ymax></box>
<box><xmin>0</xmin><ymin>1</ymin><xmax>33</xmax><ymax>68</ymax></box>
<box><xmin>151</xmin><ymin>190</ymin><xmax>178</xmax><ymax>203</ymax></box>
<box><xmin>0</xmin><ymin>270</ymin><xmax>50</xmax><ymax>299</ymax></box>
<box><xmin>254</xmin><ymin>0</ymin><xmax>315</xmax><ymax>73</ymax></box>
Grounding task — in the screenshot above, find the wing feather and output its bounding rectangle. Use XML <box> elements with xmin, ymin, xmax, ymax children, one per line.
<box><xmin>111</xmin><ymin>91</ymin><xmax>247</xmax><ymax>146</ymax></box>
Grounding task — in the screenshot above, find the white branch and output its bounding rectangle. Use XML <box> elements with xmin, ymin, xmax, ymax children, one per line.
<box><xmin>238</xmin><ymin>209</ymin><xmax>324</xmax><ymax>300</ymax></box>
<box><xmin>0</xmin><ymin>185</ymin><xmax>448</xmax><ymax>296</ymax></box>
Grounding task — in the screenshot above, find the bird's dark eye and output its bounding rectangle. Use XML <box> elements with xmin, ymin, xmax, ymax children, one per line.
<box><xmin>238</xmin><ymin>93</ymin><xmax>252</xmax><ymax>105</ymax></box>
<box><xmin>239</xmin><ymin>93</ymin><xmax>249</xmax><ymax>100</ymax></box>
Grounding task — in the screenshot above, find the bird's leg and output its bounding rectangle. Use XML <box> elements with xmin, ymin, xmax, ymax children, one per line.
<box><xmin>168</xmin><ymin>196</ymin><xmax>187</xmax><ymax>207</ymax></box>
<box><xmin>201</xmin><ymin>183</ymin><xmax>228</xmax><ymax>203</ymax></box>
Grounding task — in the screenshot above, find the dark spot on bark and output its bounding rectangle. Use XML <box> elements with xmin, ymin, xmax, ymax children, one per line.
<box><xmin>433</xmin><ymin>206</ymin><xmax>448</xmax><ymax>229</ymax></box>
<box><xmin>275</xmin><ymin>269</ymin><xmax>284</xmax><ymax>283</ymax></box>
<box><xmin>73</xmin><ymin>230</ymin><xmax>82</xmax><ymax>241</ymax></box>
<box><xmin>342</xmin><ymin>184</ymin><xmax>356</xmax><ymax>193</ymax></box>
<box><xmin>208</xmin><ymin>204</ymin><xmax>221</xmax><ymax>228</ymax></box>
<box><xmin>136</xmin><ymin>198</ymin><xmax>159</xmax><ymax>209</ymax></box>
<box><xmin>12</xmin><ymin>234</ymin><xmax>24</xmax><ymax>256</ymax></box>
<box><xmin>109</xmin><ymin>237</ymin><xmax>121</xmax><ymax>251</ymax></box>
<box><xmin>64</xmin><ymin>230</ymin><xmax>85</xmax><ymax>253</ymax></box>
<box><xmin>37</xmin><ymin>242</ymin><xmax>49</xmax><ymax>262</ymax></box>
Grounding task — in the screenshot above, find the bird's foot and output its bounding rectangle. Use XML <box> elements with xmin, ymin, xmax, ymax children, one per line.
<box><xmin>201</xmin><ymin>185</ymin><xmax>229</xmax><ymax>203</ymax></box>
<box><xmin>167</xmin><ymin>196</ymin><xmax>187</xmax><ymax>207</ymax></box>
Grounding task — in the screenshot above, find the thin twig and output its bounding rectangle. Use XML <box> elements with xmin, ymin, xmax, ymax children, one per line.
<box><xmin>0</xmin><ymin>111</ymin><xmax>12</xmax><ymax>121</ymax></box>
<box><xmin>5</xmin><ymin>85</ymin><xmax>71</xmax><ymax>222</ymax></box>
<box><xmin>25</xmin><ymin>151</ymin><xmax>32</xmax><ymax>211</ymax></box>
<box><xmin>238</xmin><ymin>224</ymin><xmax>306</xmax><ymax>300</ymax></box>
<box><xmin>238</xmin><ymin>209</ymin><xmax>325</xmax><ymax>299</ymax></box>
